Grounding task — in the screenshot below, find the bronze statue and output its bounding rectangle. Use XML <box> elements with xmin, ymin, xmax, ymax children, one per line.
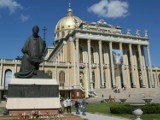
<box><xmin>15</xmin><ymin>25</ymin><xmax>46</xmax><ymax>78</ymax></box>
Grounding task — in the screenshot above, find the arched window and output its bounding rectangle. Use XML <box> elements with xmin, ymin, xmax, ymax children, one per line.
<box><xmin>4</xmin><ymin>69</ymin><xmax>12</xmax><ymax>90</ymax></box>
<box><xmin>79</xmin><ymin>46</ymin><xmax>83</xmax><ymax>63</ymax></box>
<box><xmin>80</xmin><ymin>71</ymin><xmax>84</xmax><ymax>86</ymax></box>
<box><xmin>59</xmin><ymin>71</ymin><xmax>65</xmax><ymax>87</ymax></box>
<box><xmin>62</xmin><ymin>31</ymin><xmax>65</xmax><ymax>37</ymax></box>
<box><xmin>91</xmin><ymin>48</ymin><xmax>94</xmax><ymax>63</ymax></box>
<box><xmin>92</xmin><ymin>71</ymin><xmax>95</xmax><ymax>89</ymax></box>
<box><xmin>57</xmin><ymin>33</ymin><xmax>59</xmax><ymax>38</ymax></box>
<box><xmin>47</xmin><ymin>70</ymin><xmax>52</xmax><ymax>78</ymax></box>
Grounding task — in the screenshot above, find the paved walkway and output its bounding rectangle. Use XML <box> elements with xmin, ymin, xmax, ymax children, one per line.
<box><xmin>73</xmin><ymin>112</ymin><xmax>130</xmax><ymax>120</ymax></box>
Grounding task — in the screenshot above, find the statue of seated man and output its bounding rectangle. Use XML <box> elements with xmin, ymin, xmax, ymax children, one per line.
<box><xmin>15</xmin><ymin>25</ymin><xmax>46</xmax><ymax>78</ymax></box>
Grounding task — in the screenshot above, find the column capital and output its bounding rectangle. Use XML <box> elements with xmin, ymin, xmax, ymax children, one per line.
<box><xmin>146</xmin><ymin>45</ymin><xmax>149</xmax><ymax>49</ymax></box>
<box><xmin>87</xmin><ymin>39</ymin><xmax>91</xmax><ymax>43</ymax></box>
<box><xmin>128</xmin><ymin>44</ymin><xmax>132</xmax><ymax>47</ymax></box>
<box><xmin>98</xmin><ymin>40</ymin><xmax>102</xmax><ymax>44</ymax></box>
<box><xmin>75</xmin><ymin>38</ymin><xmax>79</xmax><ymax>42</ymax></box>
<box><xmin>69</xmin><ymin>36</ymin><xmax>73</xmax><ymax>42</ymax></box>
<box><xmin>119</xmin><ymin>43</ymin><xmax>122</xmax><ymax>46</ymax></box>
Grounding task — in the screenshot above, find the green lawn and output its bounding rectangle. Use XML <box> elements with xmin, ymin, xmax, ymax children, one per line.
<box><xmin>75</xmin><ymin>102</ymin><xmax>160</xmax><ymax>120</ymax></box>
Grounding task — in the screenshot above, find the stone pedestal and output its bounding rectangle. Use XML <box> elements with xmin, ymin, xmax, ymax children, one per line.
<box><xmin>6</xmin><ymin>78</ymin><xmax>61</xmax><ymax>115</ymax></box>
<box><xmin>130</xmin><ymin>104</ymin><xmax>145</xmax><ymax>120</ymax></box>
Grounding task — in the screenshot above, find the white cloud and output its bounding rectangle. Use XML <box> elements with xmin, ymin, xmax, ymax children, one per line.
<box><xmin>88</xmin><ymin>0</ymin><xmax>129</xmax><ymax>18</ymax></box>
<box><xmin>20</xmin><ymin>14</ymin><xmax>30</xmax><ymax>22</ymax></box>
<box><xmin>0</xmin><ymin>0</ymin><xmax>23</xmax><ymax>14</ymax></box>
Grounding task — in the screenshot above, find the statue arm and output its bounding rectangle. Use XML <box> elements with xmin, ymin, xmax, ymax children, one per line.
<box><xmin>39</xmin><ymin>37</ymin><xmax>46</xmax><ymax>57</ymax></box>
<box><xmin>21</xmin><ymin>37</ymin><xmax>30</xmax><ymax>54</ymax></box>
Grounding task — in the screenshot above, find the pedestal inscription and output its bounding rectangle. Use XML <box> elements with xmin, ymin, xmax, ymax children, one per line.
<box><xmin>8</xmin><ymin>84</ymin><xmax>59</xmax><ymax>98</ymax></box>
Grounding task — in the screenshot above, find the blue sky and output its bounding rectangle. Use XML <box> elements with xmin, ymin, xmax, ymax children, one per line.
<box><xmin>0</xmin><ymin>0</ymin><xmax>159</xmax><ymax>66</ymax></box>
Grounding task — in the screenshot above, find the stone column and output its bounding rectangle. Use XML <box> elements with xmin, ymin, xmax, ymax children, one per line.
<box><xmin>14</xmin><ymin>62</ymin><xmax>17</xmax><ymax>72</ymax></box>
<box><xmin>67</xmin><ymin>63</ymin><xmax>70</xmax><ymax>86</ymax></box>
<box><xmin>14</xmin><ymin>63</ymin><xmax>17</xmax><ymax>78</ymax></box>
<box><xmin>55</xmin><ymin>66</ymin><xmax>57</xmax><ymax>80</ymax></box>
<box><xmin>109</xmin><ymin>42</ymin><xmax>116</xmax><ymax>88</ymax></box>
<box><xmin>155</xmin><ymin>69</ymin><xmax>158</xmax><ymax>88</ymax></box>
<box><xmin>98</xmin><ymin>40</ymin><xmax>104</xmax><ymax>88</ymax></box>
<box><xmin>0</xmin><ymin>90</ymin><xmax>1</xmax><ymax>102</ymax></box>
<box><xmin>76</xmin><ymin>38</ymin><xmax>80</xmax><ymax>86</ymax></box>
<box><xmin>58</xmin><ymin>52</ymin><xmax>60</xmax><ymax>63</ymax></box>
<box><xmin>138</xmin><ymin>45</ymin><xmax>145</xmax><ymax>88</ymax></box>
<box><xmin>119</xmin><ymin>43</ymin><xmax>125</xmax><ymax>87</ymax></box>
<box><xmin>85</xmin><ymin>63</ymin><xmax>89</xmax><ymax>98</ymax></box>
<box><xmin>146</xmin><ymin>46</ymin><xmax>153</xmax><ymax>88</ymax></box>
<box><xmin>0</xmin><ymin>63</ymin><xmax>3</xmax><ymax>86</ymax></box>
<box><xmin>87</xmin><ymin>40</ymin><xmax>93</xmax><ymax>92</ymax></box>
<box><xmin>129</xmin><ymin>44</ymin><xmax>136</xmax><ymax>88</ymax></box>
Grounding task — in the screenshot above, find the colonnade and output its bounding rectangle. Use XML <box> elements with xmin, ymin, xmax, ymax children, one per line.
<box><xmin>74</xmin><ymin>38</ymin><xmax>153</xmax><ymax>90</ymax></box>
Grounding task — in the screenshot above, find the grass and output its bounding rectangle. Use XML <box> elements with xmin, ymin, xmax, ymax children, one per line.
<box><xmin>1</xmin><ymin>102</ymin><xmax>160</xmax><ymax>120</ymax></box>
<box><xmin>0</xmin><ymin>107</ymin><xmax>5</xmax><ymax>114</ymax></box>
<box><xmin>72</xmin><ymin>102</ymin><xmax>160</xmax><ymax>120</ymax></box>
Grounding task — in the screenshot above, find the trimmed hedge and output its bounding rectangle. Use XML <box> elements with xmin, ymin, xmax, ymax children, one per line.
<box><xmin>142</xmin><ymin>103</ymin><xmax>160</xmax><ymax>114</ymax></box>
<box><xmin>110</xmin><ymin>104</ymin><xmax>132</xmax><ymax>114</ymax></box>
<box><xmin>110</xmin><ymin>103</ymin><xmax>160</xmax><ymax>114</ymax></box>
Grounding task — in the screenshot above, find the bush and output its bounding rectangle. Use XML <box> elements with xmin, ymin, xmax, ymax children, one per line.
<box><xmin>110</xmin><ymin>103</ymin><xmax>160</xmax><ymax>114</ymax></box>
<box><xmin>110</xmin><ymin>104</ymin><xmax>132</xmax><ymax>114</ymax></box>
<box><xmin>142</xmin><ymin>104</ymin><xmax>160</xmax><ymax>114</ymax></box>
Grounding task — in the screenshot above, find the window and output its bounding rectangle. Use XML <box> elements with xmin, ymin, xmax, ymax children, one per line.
<box><xmin>104</xmin><ymin>71</ymin><xmax>106</xmax><ymax>88</ymax></box>
<box><xmin>47</xmin><ymin>70</ymin><xmax>52</xmax><ymax>78</ymax></box>
<box><xmin>92</xmin><ymin>71</ymin><xmax>95</xmax><ymax>89</ymax></box>
<box><xmin>4</xmin><ymin>70</ymin><xmax>12</xmax><ymax>90</ymax></box>
<box><xmin>62</xmin><ymin>31</ymin><xmax>65</xmax><ymax>37</ymax></box>
<box><xmin>102</xmin><ymin>48</ymin><xmax>105</xmax><ymax>64</ymax></box>
<box><xmin>91</xmin><ymin>48</ymin><xmax>94</xmax><ymax>63</ymax></box>
<box><xmin>79</xmin><ymin>46</ymin><xmax>83</xmax><ymax>63</ymax></box>
<box><xmin>80</xmin><ymin>72</ymin><xmax>84</xmax><ymax>86</ymax></box>
<box><xmin>59</xmin><ymin>71</ymin><xmax>65</xmax><ymax>87</ymax></box>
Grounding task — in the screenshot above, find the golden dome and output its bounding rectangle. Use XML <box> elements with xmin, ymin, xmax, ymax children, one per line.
<box><xmin>54</xmin><ymin>5</ymin><xmax>82</xmax><ymax>43</ymax></box>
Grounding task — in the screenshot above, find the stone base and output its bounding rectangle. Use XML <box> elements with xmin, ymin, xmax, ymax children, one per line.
<box><xmin>6</xmin><ymin>78</ymin><xmax>61</xmax><ymax>115</ymax></box>
<box><xmin>6</xmin><ymin>98</ymin><xmax>61</xmax><ymax>109</ymax></box>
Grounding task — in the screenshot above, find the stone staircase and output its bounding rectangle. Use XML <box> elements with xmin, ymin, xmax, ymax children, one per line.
<box><xmin>89</xmin><ymin>88</ymin><xmax>160</xmax><ymax>103</ymax></box>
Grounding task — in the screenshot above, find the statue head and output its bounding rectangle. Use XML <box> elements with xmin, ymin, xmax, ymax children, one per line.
<box><xmin>32</xmin><ymin>25</ymin><xmax>39</xmax><ymax>37</ymax></box>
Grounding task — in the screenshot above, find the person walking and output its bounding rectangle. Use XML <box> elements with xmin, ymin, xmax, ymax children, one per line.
<box><xmin>81</xmin><ymin>99</ymin><xmax>87</xmax><ymax>115</ymax></box>
<box><xmin>66</xmin><ymin>97</ymin><xmax>72</xmax><ymax>113</ymax></box>
<box><xmin>75</xmin><ymin>100</ymin><xmax>80</xmax><ymax>114</ymax></box>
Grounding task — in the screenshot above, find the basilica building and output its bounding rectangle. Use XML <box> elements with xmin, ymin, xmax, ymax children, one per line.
<box><xmin>0</xmin><ymin>6</ymin><xmax>160</xmax><ymax>99</ymax></box>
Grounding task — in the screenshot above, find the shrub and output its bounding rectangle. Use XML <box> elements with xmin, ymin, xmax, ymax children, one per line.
<box><xmin>110</xmin><ymin>104</ymin><xmax>132</xmax><ymax>114</ymax></box>
<box><xmin>142</xmin><ymin>104</ymin><xmax>160</xmax><ymax>114</ymax></box>
<box><xmin>110</xmin><ymin>103</ymin><xmax>160</xmax><ymax>114</ymax></box>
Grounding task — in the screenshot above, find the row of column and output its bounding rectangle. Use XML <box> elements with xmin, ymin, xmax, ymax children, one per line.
<box><xmin>75</xmin><ymin>38</ymin><xmax>153</xmax><ymax>89</ymax></box>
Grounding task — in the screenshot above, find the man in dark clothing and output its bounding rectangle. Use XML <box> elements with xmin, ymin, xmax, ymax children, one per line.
<box><xmin>15</xmin><ymin>25</ymin><xmax>46</xmax><ymax>78</ymax></box>
<box><xmin>75</xmin><ymin>100</ymin><xmax>80</xmax><ymax>114</ymax></box>
<box><xmin>81</xmin><ymin>99</ymin><xmax>87</xmax><ymax>115</ymax></box>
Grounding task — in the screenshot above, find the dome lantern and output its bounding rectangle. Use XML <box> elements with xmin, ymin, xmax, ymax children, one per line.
<box><xmin>54</xmin><ymin>3</ymin><xmax>82</xmax><ymax>45</ymax></box>
<box><xmin>67</xmin><ymin>3</ymin><xmax>73</xmax><ymax>16</ymax></box>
